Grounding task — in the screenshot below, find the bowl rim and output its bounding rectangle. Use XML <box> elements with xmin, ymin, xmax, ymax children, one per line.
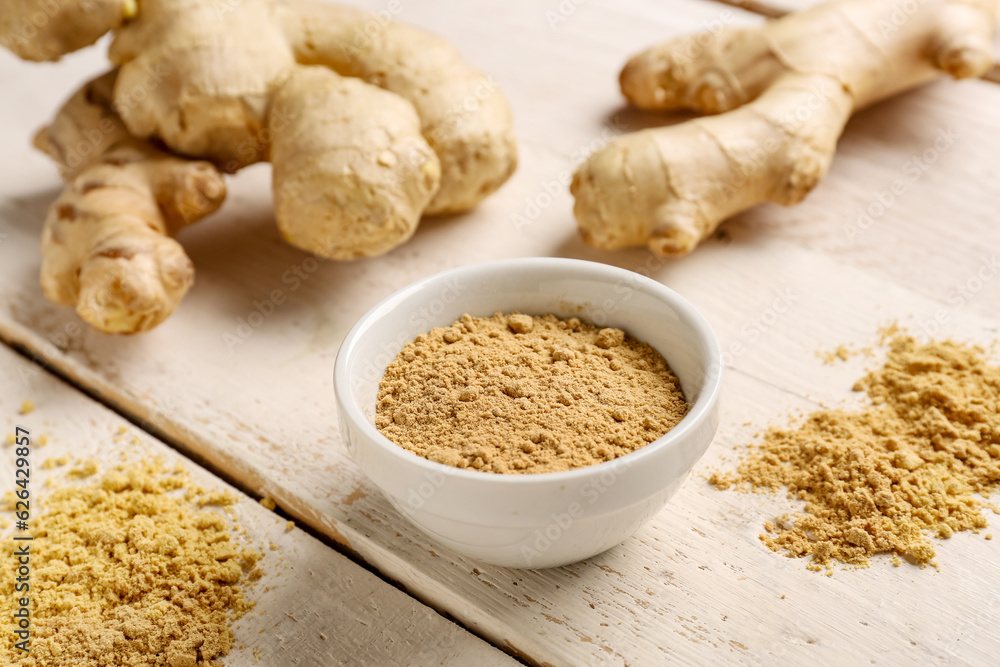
<box><xmin>334</xmin><ymin>257</ymin><xmax>723</xmax><ymax>487</ymax></box>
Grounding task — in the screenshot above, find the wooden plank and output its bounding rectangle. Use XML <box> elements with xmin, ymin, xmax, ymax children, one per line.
<box><xmin>0</xmin><ymin>344</ymin><xmax>518</xmax><ymax>666</ymax></box>
<box><xmin>3</xmin><ymin>0</ymin><xmax>1000</xmax><ymax>664</ymax></box>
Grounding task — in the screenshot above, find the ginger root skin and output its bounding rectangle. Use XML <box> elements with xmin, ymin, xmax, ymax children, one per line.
<box><xmin>572</xmin><ymin>0</ymin><xmax>999</xmax><ymax>258</ymax></box>
<box><xmin>276</xmin><ymin>0</ymin><xmax>518</xmax><ymax>214</ymax></box>
<box><xmin>106</xmin><ymin>0</ymin><xmax>517</xmax><ymax>248</ymax></box>
<box><xmin>107</xmin><ymin>0</ymin><xmax>295</xmax><ymax>171</ymax></box>
<box><xmin>35</xmin><ymin>71</ymin><xmax>225</xmax><ymax>334</ymax></box>
<box><xmin>270</xmin><ymin>67</ymin><xmax>441</xmax><ymax>260</ymax></box>
<box><xmin>0</xmin><ymin>0</ymin><xmax>131</xmax><ymax>62</ymax></box>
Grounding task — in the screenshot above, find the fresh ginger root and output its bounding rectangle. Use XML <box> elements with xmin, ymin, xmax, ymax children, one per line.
<box><xmin>0</xmin><ymin>0</ymin><xmax>132</xmax><ymax>61</ymax></box>
<box><xmin>33</xmin><ymin>71</ymin><xmax>226</xmax><ymax>333</ymax></box>
<box><xmin>571</xmin><ymin>0</ymin><xmax>998</xmax><ymax>258</ymax></box>
<box><xmin>3</xmin><ymin>0</ymin><xmax>517</xmax><ymax>332</ymax></box>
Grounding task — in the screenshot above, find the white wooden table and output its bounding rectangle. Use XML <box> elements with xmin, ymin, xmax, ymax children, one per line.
<box><xmin>2</xmin><ymin>1</ymin><xmax>1000</xmax><ymax>665</ymax></box>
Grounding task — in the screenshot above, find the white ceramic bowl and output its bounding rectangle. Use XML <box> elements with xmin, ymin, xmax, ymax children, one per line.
<box><xmin>335</xmin><ymin>258</ymin><xmax>722</xmax><ymax>568</ymax></box>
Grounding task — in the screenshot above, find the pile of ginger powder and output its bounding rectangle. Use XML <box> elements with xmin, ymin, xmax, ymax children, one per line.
<box><xmin>712</xmin><ymin>333</ymin><xmax>1000</xmax><ymax>570</ymax></box>
<box><xmin>377</xmin><ymin>312</ymin><xmax>689</xmax><ymax>474</ymax></box>
<box><xmin>0</xmin><ymin>458</ymin><xmax>260</xmax><ymax>666</ymax></box>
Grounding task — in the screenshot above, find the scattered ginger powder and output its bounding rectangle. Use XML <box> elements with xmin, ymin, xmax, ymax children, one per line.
<box><xmin>711</xmin><ymin>335</ymin><xmax>1000</xmax><ymax>570</ymax></box>
<box><xmin>376</xmin><ymin>312</ymin><xmax>688</xmax><ymax>474</ymax></box>
<box><xmin>0</xmin><ymin>459</ymin><xmax>260</xmax><ymax>666</ymax></box>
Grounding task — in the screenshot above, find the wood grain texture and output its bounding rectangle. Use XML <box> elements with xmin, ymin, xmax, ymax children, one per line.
<box><xmin>0</xmin><ymin>346</ymin><xmax>516</xmax><ymax>666</ymax></box>
<box><xmin>2</xmin><ymin>0</ymin><xmax>1000</xmax><ymax>665</ymax></box>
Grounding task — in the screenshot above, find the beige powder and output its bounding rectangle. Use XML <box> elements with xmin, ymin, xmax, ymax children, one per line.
<box><xmin>0</xmin><ymin>459</ymin><xmax>260</xmax><ymax>666</ymax></box>
<box><xmin>711</xmin><ymin>334</ymin><xmax>1000</xmax><ymax>570</ymax></box>
<box><xmin>376</xmin><ymin>312</ymin><xmax>688</xmax><ymax>474</ymax></box>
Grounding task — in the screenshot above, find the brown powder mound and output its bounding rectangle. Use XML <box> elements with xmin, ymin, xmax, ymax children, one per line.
<box><xmin>0</xmin><ymin>459</ymin><xmax>260</xmax><ymax>666</ymax></box>
<box><xmin>710</xmin><ymin>335</ymin><xmax>1000</xmax><ymax>570</ymax></box>
<box><xmin>376</xmin><ymin>312</ymin><xmax>688</xmax><ymax>474</ymax></box>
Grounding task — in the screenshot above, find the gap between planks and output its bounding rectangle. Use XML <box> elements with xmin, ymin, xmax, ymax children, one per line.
<box><xmin>0</xmin><ymin>334</ymin><xmax>533</xmax><ymax>667</ymax></box>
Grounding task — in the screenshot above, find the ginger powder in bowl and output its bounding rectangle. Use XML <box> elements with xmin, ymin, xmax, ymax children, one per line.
<box><xmin>334</xmin><ymin>257</ymin><xmax>722</xmax><ymax>567</ymax></box>
<box><xmin>376</xmin><ymin>312</ymin><xmax>688</xmax><ymax>474</ymax></box>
